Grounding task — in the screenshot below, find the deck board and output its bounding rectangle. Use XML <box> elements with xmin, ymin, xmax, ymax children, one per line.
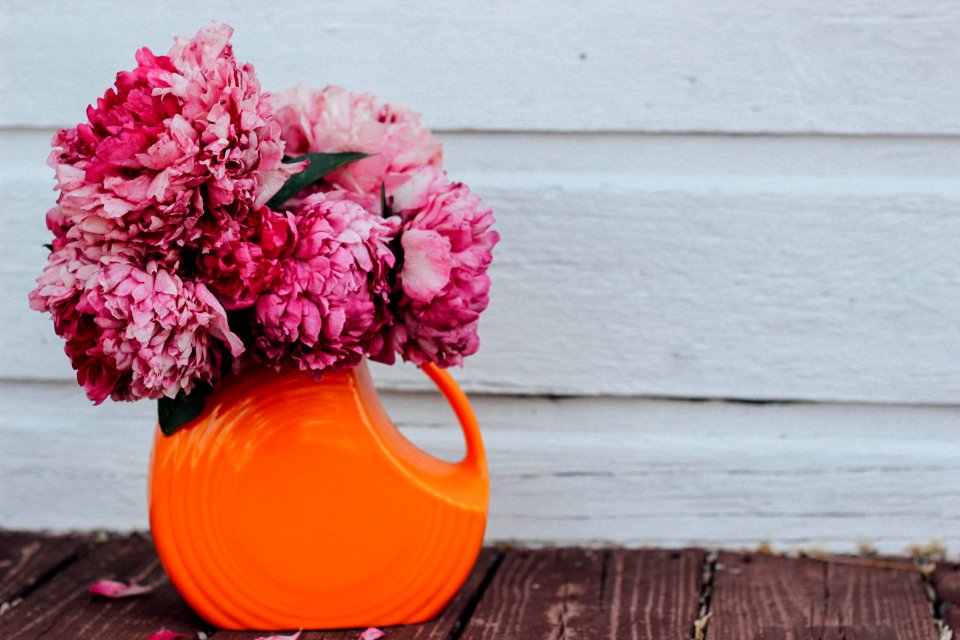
<box><xmin>709</xmin><ymin>552</ymin><xmax>938</xmax><ymax>640</ymax></box>
<box><xmin>0</xmin><ymin>531</ymin><xmax>91</xmax><ymax>605</ymax></box>
<box><xmin>0</xmin><ymin>533</ymin><xmax>947</xmax><ymax>638</ymax></box>
<box><xmin>456</xmin><ymin>547</ymin><xmax>704</xmax><ymax>640</ymax></box>
<box><xmin>0</xmin><ymin>534</ymin><xmax>207</xmax><ymax>640</ymax></box>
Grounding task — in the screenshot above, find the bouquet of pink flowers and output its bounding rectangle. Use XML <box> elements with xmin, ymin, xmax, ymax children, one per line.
<box><xmin>29</xmin><ymin>22</ymin><xmax>499</xmax><ymax>433</ymax></box>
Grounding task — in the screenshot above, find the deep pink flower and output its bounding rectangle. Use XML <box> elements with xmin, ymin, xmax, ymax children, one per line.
<box><xmin>253</xmin><ymin>191</ymin><xmax>398</xmax><ymax>375</ymax></box>
<box><xmin>272</xmin><ymin>84</ymin><xmax>442</xmax><ymax>198</ymax></box>
<box><xmin>373</xmin><ymin>167</ymin><xmax>499</xmax><ymax>367</ymax></box>
<box><xmin>48</xmin><ymin>21</ymin><xmax>297</xmax><ymax>254</ymax></box>
<box><xmin>29</xmin><ymin>245</ymin><xmax>243</xmax><ymax>403</ymax></box>
<box><xmin>193</xmin><ymin>207</ymin><xmax>297</xmax><ymax>310</ymax></box>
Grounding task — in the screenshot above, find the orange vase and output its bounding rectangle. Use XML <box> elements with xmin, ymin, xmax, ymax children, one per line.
<box><xmin>148</xmin><ymin>360</ymin><xmax>489</xmax><ymax>630</ymax></box>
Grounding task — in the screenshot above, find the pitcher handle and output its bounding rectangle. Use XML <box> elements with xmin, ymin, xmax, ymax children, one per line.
<box><xmin>420</xmin><ymin>363</ymin><xmax>487</xmax><ymax>473</ymax></box>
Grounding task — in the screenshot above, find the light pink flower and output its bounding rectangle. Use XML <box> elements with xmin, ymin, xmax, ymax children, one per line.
<box><xmin>272</xmin><ymin>84</ymin><xmax>442</xmax><ymax>198</ymax></box>
<box><xmin>373</xmin><ymin>167</ymin><xmax>499</xmax><ymax>367</ymax></box>
<box><xmin>29</xmin><ymin>245</ymin><xmax>244</xmax><ymax>403</ymax></box>
<box><xmin>253</xmin><ymin>191</ymin><xmax>398</xmax><ymax>375</ymax></box>
<box><xmin>48</xmin><ymin>21</ymin><xmax>297</xmax><ymax>254</ymax></box>
<box><xmin>359</xmin><ymin>629</ymin><xmax>386</xmax><ymax>640</ymax></box>
<box><xmin>88</xmin><ymin>579</ymin><xmax>154</xmax><ymax>598</ymax></box>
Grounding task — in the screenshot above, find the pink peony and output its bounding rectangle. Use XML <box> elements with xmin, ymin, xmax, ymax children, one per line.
<box><xmin>272</xmin><ymin>84</ymin><xmax>442</xmax><ymax>198</ymax></box>
<box><xmin>193</xmin><ymin>206</ymin><xmax>298</xmax><ymax>310</ymax></box>
<box><xmin>253</xmin><ymin>191</ymin><xmax>398</xmax><ymax>375</ymax></box>
<box><xmin>47</xmin><ymin>21</ymin><xmax>297</xmax><ymax>255</ymax></box>
<box><xmin>33</xmin><ymin>30</ymin><xmax>500</xmax><ymax>406</ymax></box>
<box><xmin>271</xmin><ymin>86</ymin><xmax>499</xmax><ymax>368</ymax></box>
<box><xmin>29</xmin><ymin>244</ymin><xmax>243</xmax><ymax>403</ymax></box>
<box><xmin>374</xmin><ymin>167</ymin><xmax>499</xmax><ymax>367</ymax></box>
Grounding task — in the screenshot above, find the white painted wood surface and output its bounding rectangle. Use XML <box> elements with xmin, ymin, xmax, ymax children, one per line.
<box><xmin>2</xmin><ymin>377</ymin><xmax>958</xmax><ymax>555</ymax></box>
<box><xmin>3</xmin><ymin>1</ymin><xmax>960</xmax><ymax>134</ymax></box>
<box><xmin>1</xmin><ymin>2</ymin><xmax>958</xmax><ymax>548</ymax></box>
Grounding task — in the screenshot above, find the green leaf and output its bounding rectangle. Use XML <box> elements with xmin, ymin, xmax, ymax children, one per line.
<box><xmin>42</xmin><ymin>243</ymin><xmax>53</xmax><ymax>252</ymax></box>
<box><xmin>158</xmin><ymin>385</ymin><xmax>211</xmax><ymax>436</ymax></box>
<box><xmin>266</xmin><ymin>152</ymin><xmax>370</xmax><ymax>209</ymax></box>
<box><xmin>380</xmin><ymin>182</ymin><xmax>392</xmax><ymax>218</ymax></box>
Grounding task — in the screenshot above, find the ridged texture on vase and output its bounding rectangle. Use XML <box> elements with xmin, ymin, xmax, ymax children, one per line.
<box><xmin>148</xmin><ymin>361</ymin><xmax>489</xmax><ymax>630</ymax></box>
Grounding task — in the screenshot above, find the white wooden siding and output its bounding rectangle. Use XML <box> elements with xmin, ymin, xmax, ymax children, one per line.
<box><xmin>3</xmin><ymin>1</ymin><xmax>960</xmax><ymax>134</ymax></box>
<box><xmin>1</xmin><ymin>1</ymin><xmax>958</xmax><ymax>551</ymax></box>
<box><xmin>2</xmin><ymin>377</ymin><xmax>958</xmax><ymax>554</ymax></box>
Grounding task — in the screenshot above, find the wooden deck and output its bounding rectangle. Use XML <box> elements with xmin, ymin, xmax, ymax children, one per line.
<box><xmin>0</xmin><ymin>532</ymin><xmax>956</xmax><ymax>639</ymax></box>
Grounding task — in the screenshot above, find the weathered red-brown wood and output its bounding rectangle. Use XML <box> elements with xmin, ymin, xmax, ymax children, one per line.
<box><xmin>214</xmin><ymin>547</ymin><xmax>502</xmax><ymax>640</ymax></box>
<box><xmin>0</xmin><ymin>533</ymin><xmax>945</xmax><ymax>639</ymax></box>
<box><xmin>455</xmin><ymin>547</ymin><xmax>704</xmax><ymax>640</ymax></box>
<box><xmin>825</xmin><ymin>559</ymin><xmax>936</xmax><ymax>634</ymax></box>
<box><xmin>933</xmin><ymin>562</ymin><xmax>960</xmax><ymax>633</ymax></box>
<box><xmin>0</xmin><ymin>534</ymin><xmax>207</xmax><ymax>640</ymax></box>
<box><xmin>710</xmin><ymin>552</ymin><xmax>938</xmax><ymax>640</ymax></box>
<box><xmin>752</xmin><ymin>627</ymin><xmax>897</xmax><ymax>639</ymax></box>
<box><xmin>0</xmin><ymin>531</ymin><xmax>91</xmax><ymax>605</ymax></box>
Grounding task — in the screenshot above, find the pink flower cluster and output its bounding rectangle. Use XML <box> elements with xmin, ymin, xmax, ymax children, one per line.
<box><xmin>31</xmin><ymin>23</ymin><xmax>498</xmax><ymax>405</ymax></box>
<box><xmin>253</xmin><ymin>192</ymin><xmax>397</xmax><ymax>374</ymax></box>
<box><xmin>381</xmin><ymin>167</ymin><xmax>498</xmax><ymax>367</ymax></box>
<box><xmin>272</xmin><ymin>86</ymin><xmax>500</xmax><ymax>367</ymax></box>
<box><xmin>30</xmin><ymin>22</ymin><xmax>284</xmax><ymax>402</ymax></box>
<box><xmin>30</xmin><ymin>243</ymin><xmax>242</xmax><ymax>403</ymax></box>
<box><xmin>272</xmin><ymin>84</ymin><xmax>442</xmax><ymax>198</ymax></box>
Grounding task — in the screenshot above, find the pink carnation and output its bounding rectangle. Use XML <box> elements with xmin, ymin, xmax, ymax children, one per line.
<box><xmin>48</xmin><ymin>21</ymin><xmax>297</xmax><ymax>255</ymax></box>
<box><xmin>374</xmin><ymin>167</ymin><xmax>499</xmax><ymax>367</ymax></box>
<box><xmin>253</xmin><ymin>191</ymin><xmax>398</xmax><ymax>374</ymax></box>
<box><xmin>272</xmin><ymin>84</ymin><xmax>442</xmax><ymax>198</ymax></box>
<box><xmin>29</xmin><ymin>245</ymin><xmax>243</xmax><ymax>403</ymax></box>
<box><xmin>193</xmin><ymin>206</ymin><xmax>298</xmax><ymax>310</ymax></box>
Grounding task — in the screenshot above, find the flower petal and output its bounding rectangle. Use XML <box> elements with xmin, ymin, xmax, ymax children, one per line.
<box><xmin>88</xmin><ymin>579</ymin><xmax>154</xmax><ymax>598</ymax></box>
<box><xmin>359</xmin><ymin>629</ymin><xmax>385</xmax><ymax>640</ymax></box>
<box><xmin>400</xmin><ymin>229</ymin><xmax>452</xmax><ymax>303</ymax></box>
<box><xmin>253</xmin><ymin>632</ymin><xmax>301</xmax><ymax>640</ymax></box>
<box><xmin>147</xmin><ymin>630</ymin><xmax>184</xmax><ymax>640</ymax></box>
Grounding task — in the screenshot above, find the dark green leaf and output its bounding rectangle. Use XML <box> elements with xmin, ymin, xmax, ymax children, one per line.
<box><xmin>266</xmin><ymin>152</ymin><xmax>370</xmax><ymax>209</ymax></box>
<box><xmin>158</xmin><ymin>385</ymin><xmax>211</xmax><ymax>436</ymax></box>
<box><xmin>380</xmin><ymin>182</ymin><xmax>392</xmax><ymax>218</ymax></box>
<box><xmin>42</xmin><ymin>243</ymin><xmax>53</xmax><ymax>252</ymax></box>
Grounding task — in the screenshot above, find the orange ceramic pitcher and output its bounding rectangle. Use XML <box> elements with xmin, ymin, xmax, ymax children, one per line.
<box><xmin>148</xmin><ymin>360</ymin><xmax>489</xmax><ymax>630</ymax></box>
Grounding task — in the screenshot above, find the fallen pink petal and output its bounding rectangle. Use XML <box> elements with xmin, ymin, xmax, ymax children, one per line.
<box><xmin>253</xmin><ymin>632</ymin><xmax>301</xmax><ymax>640</ymax></box>
<box><xmin>147</xmin><ymin>630</ymin><xmax>183</xmax><ymax>640</ymax></box>
<box><xmin>359</xmin><ymin>629</ymin><xmax>385</xmax><ymax>640</ymax></box>
<box><xmin>88</xmin><ymin>579</ymin><xmax>154</xmax><ymax>598</ymax></box>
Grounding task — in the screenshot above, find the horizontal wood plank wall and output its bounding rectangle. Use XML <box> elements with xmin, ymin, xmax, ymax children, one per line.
<box><xmin>2</xmin><ymin>379</ymin><xmax>958</xmax><ymax>553</ymax></box>
<box><xmin>2</xmin><ymin>1</ymin><xmax>960</xmax><ymax>133</ymax></box>
<box><xmin>1</xmin><ymin>1</ymin><xmax>958</xmax><ymax>547</ymax></box>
